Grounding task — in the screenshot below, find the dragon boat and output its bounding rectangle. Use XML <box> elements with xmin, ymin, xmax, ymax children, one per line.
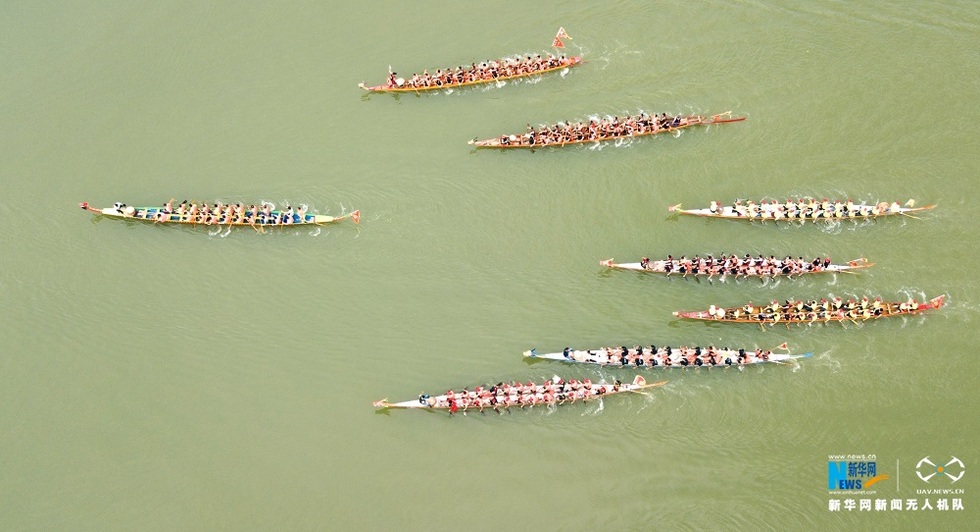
<box><xmin>525</xmin><ymin>344</ymin><xmax>811</xmax><ymax>369</ymax></box>
<box><xmin>358</xmin><ymin>55</ymin><xmax>582</xmax><ymax>93</ymax></box>
<box><xmin>600</xmin><ymin>256</ymin><xmax>872</xmax><ymax>278</ymax></box>
<box><xmin>669</xmin><ymin>198</ymin><xmax>935</xmax><ymax>222</ymax></box>
<box><xmin>468</xmin><ymin>112</ymin><xmax>745</xmax><ymax>149</ymax></box>
<box><xmin>372</xmin><ymin>375</ymin><xmax>664</xmax><ymax>412</ymax></box>
<box><xmin>673</xmin><ymin>295</ymin><xmax>945</xmax><ymax>325</ymax></box>
<box><xmin>79</xmin><ymin>201</ymin><xmax>359</xmax><ymax>228</ymax></box>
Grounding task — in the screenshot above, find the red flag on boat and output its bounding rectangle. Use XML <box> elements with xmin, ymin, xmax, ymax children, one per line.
<box><xmin>351</xmin><ymin>210</ymin><xmax>360</xmax><ymax>224</ymax></box>
<box><xmin>552</xmin><ymin>36</ymin><xmax>564</xmax><ymax>49</ymax></box>
<box><xmin>777</xmin><ymin>342</ymin><xmax>789</xmax><ymax>350</ymax></box>
<box><xmin>557</xmin><ymin>27</ymin><xmax>571</xmax><ymax>40</ymax></box>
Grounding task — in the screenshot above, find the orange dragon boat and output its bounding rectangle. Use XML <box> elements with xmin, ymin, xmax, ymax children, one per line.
<box><xmin>359</xmin><ymin>54</ymin><xmax>582</xmax><ymax>93</ymax></box>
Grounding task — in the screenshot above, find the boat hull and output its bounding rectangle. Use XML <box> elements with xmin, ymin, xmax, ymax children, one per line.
<box><xmin>672</xmin><ymin>203</ymin><xmax>935</xmax><ymax>221</ymax></box>
<box><xmin>673</xmin><ymin>295</ymin><xmax>945</xmax><ymax>324</ymax></box>
<box><xmin>373</xmin><ymin>375</ymin><xmax>664</xmax><ymax>411</ymax></box>
<box><xmin>600</xmin><ymin>257</ymin><xmax>873</xmax><ymax>277</ymax></box>
<box><xmin>81</xmin><ymin>203</ymin><xmax>359</xmax><ymax>227</ymax></box>
<box><xmin>359</xmin><ymin>56</ymin><xmax>583</xmax><ymax>93</ymax></box>
<box><xmin>525</xmin><ymin>347</ymin><xmax>811</xmax><ymax>368</ymax></box>
<box><xmin>470</xmin><ymin>114</ymin><xmax>744</xmax><ymax>149</ymax></box>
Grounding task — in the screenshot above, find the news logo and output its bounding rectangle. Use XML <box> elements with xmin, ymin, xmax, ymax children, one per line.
<box><xmin>828</xmin><ymin>458</ymin><xmax>889</xmax><ymax>491</ymax></box>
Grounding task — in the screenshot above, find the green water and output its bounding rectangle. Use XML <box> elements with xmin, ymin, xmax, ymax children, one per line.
<box><xmin>2</xmin><ymin>1</ymin><xmax>977</xmax><ymax>529</ymax></box>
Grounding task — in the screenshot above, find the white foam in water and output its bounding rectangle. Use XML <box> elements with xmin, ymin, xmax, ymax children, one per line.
<box><xmin>584</xmin><ymin>398</ymin><xmax>604</xmax><ymax>416</ymax></box>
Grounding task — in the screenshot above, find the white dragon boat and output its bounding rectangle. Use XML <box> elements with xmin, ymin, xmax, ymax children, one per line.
<box><xmin>525</xmin><ymin>344</ymin><xmax>811</xmax><ymax>368</ymax></box>
<box><xmin>600</xmin><ymin>256</ymin><xmax>872</xmax><ymax>278</ymax></box>
<box><xmin>80</xmin><ymin>201</ymin><xmax>358</xmax><ymax>229</ymax></box>
<box><xmin>669</xmin><ymin>198</ymin><xmax>934</xmax><ymax>222</ymax></box>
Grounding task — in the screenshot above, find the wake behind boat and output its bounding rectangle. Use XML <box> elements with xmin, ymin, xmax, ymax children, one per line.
<box><xmin>600</xmin><ymin>255</ymin><xmax>872</xmax><ymax>279</ymax></box>
<box><xmin>468</xmin><ymin>111</ymin><xmax>745</xmax><ymax>149</ymax></box>
<box><xmin>79</xmin><ymin>200</ymin><xmax>359</xmax><ymax>230</ymax></box>
<box><xmin>669</xmin><ymin>198</ymin><xmax>935</xmax><ymax>222</ymax></box>
<box><xmin>372</xmin><ymin>375</ymin><xmax>664</xmax><ymax>414</ymax></box>
<box><xmin>358</xmin><ymin>54</ymin><xmax>582</xmax><ymax>93</ymax></box>
<box><xmin>673</xmin><ymin>295</ymin><xmax>945</xmax><ymax>325</ymax></box>
<box><xmin>525</xmin><ymin>344</ymin><xmax>811</xmax><ymax>369</ymax></box>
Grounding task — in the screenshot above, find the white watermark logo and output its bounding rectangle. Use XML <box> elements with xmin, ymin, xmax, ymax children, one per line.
<box><xmin>916</xmin><ymin>457</ymin><xmax>965</xmax><ymax>483</ymax></box>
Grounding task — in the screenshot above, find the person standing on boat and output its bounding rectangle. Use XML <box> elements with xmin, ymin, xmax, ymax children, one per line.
<box><xmin>448</xmin><ymin>397</ymin><xmax>458</xmax><ymax>416</ymax></box>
